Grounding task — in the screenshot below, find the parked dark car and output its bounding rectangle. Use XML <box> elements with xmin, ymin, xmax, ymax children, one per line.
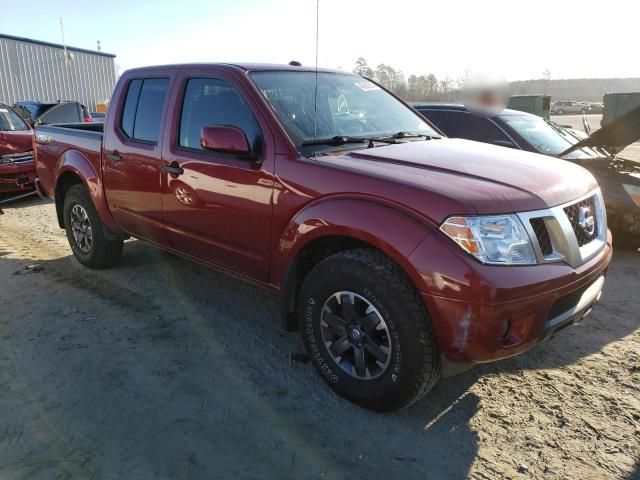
<box><xmin>588</xmin><ymin>102</ymin><xmax>604</xmax><ymax>114</ymax></box>
<box><xmin>413</xmin><ymin>103</ymin><xmax>640</xmax><ymax>240</ymax></box>
<box><xmin>0</xmin><ymin>102</ymin><xmax>35</xmax><ymax>193</ymax></box>
<box><xmin>12</xmin><ymin>100</ymin><xmax>92</xmax><ymax>126</ymax></box>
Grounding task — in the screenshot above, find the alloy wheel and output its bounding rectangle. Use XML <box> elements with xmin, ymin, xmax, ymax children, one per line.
<box><xmin>320</xmin><ymin>291</ymin><xmax>392</xmax><ymax>380</ymax></box>
<box><xmin>70</xmin><ymin>204</ymin><xmax>93</xmax><ymax>253</ymax></box>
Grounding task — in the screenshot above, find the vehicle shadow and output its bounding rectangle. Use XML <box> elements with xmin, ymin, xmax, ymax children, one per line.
<box><xmin>628</xmin><ymin>458</ymin><xmax>640</xmax><ymax>480</ymax></box>
<box><xmin>1</xmin><ymin>238</ymin><xmax>637</xmax><ymax>478</ymax></box>
<box><xmin>0</xmin><ymin>192</ymin><xmax>48</xmax><ymax>211</ymax></box>
<box><xmin>0</xmin><ymin>242</ymin><xmax>481</xmax><ymax>479</ymax></box>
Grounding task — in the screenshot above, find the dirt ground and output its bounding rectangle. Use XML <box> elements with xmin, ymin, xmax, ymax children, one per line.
<box><xmin>0</xmin><ymin>196</ymin><xmax>639</xmax><ymax>480</ymax></box>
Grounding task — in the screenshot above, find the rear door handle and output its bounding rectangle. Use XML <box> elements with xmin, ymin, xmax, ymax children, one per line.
<box><xmin>163</xmin><ymin>164</ymin><xmax>184</xmax><ymax>176</ymax></box>
<box><xmin>108</xmin><ymin>150</ymin><xmax>122</xmax><ymax>163</ymax></box>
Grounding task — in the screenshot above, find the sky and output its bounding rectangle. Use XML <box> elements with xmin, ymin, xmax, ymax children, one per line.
<box><xmin>0</xmin><ymin>0</ymin><xmax>637</xmax><ymax>82</ymax></box>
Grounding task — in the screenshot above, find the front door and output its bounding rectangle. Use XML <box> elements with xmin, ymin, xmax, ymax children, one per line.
<box><xmin>160</xmin><ymin>72</ymin><xmax>275</xmax><ymax>281</ymax></box>
<box><xmin>102</xmin><ymin>73</ymin><xmax>173</xmax><ymax>243</ymax></box>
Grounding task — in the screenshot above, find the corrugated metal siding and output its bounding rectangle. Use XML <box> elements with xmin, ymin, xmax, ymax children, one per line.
<box><xmin>0</xmin><ymin>36</ymin><xmax>116</xmax><ymax>110</ymax></box>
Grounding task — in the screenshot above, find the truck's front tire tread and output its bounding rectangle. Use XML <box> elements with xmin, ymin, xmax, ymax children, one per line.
<box><xmin>298</xmin><ymin>248</ymin><xmax>440</xmax><ymax>411</ymax></box>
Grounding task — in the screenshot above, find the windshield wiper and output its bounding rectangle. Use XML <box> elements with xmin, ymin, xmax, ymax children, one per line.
<box><xmin>301</xmin><ymin>132</ymin><xmax>441</xmax><ymax>150</ymax></box>
<box><xmin>301</xmin><ymin>135</ymin><xmax>399</xmax><ymax>148</ymax></box>
<box><xmin>391</xmin><ymin>131</ymin><xmax>441</xmax><ymax>140</ymax></box>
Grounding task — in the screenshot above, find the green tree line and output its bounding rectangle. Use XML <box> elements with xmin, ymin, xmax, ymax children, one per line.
<box><xmin>353</xmin><ymin>58</ymin><xmax>640</xmax><ymax>103</ymax></box>
<box><xmin>353</xmin><ymin>57</ymin><xmax>459</xmax><ymax>102</ymax></box>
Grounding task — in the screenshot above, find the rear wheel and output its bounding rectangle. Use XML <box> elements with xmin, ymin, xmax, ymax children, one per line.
<box><xmin>558</xmin><ymin>109</ymin><xmax>565</xmax><ymax>115</ymax></box>
<box><xmin>63</xmin><ymin>184</ymin><xmax>123</xmax><ymax>269</ymax></box>
<box><xmin>298</xmin><ymin>249</ymin><xmax>440</xmax><ymax>411</ymax></box>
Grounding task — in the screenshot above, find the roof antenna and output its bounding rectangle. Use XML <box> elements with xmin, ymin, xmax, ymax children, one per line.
<box><xmin>313</xmin><ymin>0</ymin><xmax>320</xmax><ymax>144</ymax></box>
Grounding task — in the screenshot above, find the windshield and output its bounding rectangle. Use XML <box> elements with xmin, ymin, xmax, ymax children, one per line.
<box><xmin>500</xmin><ymin>114</ymin><xmax>599</xmax><ymax>159</ymax></box>
<box><xmin>0</xmin><ymin>106</ymin><xmax>29</xmax><ymax>132</ymax></box>
<box><xmin>250</xmin><ymin>71</ymin><xmax>437</xmax><ymax>150</ymax></box>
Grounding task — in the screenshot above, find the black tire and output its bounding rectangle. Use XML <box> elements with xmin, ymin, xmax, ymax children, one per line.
<box><xmin>298</xmin><ymin>249</ymin><xmax>440</xmax><ymax>411</ymax></box>
<box><xmin>63</xmin><ymin>184</ymin><xmax>123</xmax><ymax>269</ymax></box>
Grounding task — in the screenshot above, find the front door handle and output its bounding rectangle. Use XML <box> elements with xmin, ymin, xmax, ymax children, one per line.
<box><xmin>163</xmin><ymin>163</ymin><xmax>184</xmax><ymax>176</ymax></box>
<box><xmin>108</xmin><ymin>150</ymin><xmax>122</xmax><ymax>163</ymax></box>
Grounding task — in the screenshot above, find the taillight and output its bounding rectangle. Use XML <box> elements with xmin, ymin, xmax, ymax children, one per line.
<box><xmin>84</xmin><ymin>116</ymin><xmax>93</xmax><ymax>122</ymax></box>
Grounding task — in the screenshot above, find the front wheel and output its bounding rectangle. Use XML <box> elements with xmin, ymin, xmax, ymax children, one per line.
<box><xmin>63</xmin><ymin>184</ymin><xmax>123</xmax><ymax>269</ymax></box>
<box><xmin>298</xmin><ymin>249</ymin><xmax>440</xmax><ymax>411</ymax></box>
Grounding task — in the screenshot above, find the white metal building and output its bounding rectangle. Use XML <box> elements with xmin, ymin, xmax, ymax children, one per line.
<box><xmin>0</xmin><ymin>33</ymin><xmax>116</xmax><ymax>110</ymax></box>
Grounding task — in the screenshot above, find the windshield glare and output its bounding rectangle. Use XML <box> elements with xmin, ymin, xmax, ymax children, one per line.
<box><xmin>0</xmin><ymin>106</ymin><xmax>29</xmax><ymax>132</ymax></box>
<box><xmin>501</xmin><ymin>114</ymin><xmax>596</xmax><ymax>159</ymax></box>
<box><xmin>250</xmin><ymin>72</ymin><xmax>437</xmax><ymax>149</ymax></box>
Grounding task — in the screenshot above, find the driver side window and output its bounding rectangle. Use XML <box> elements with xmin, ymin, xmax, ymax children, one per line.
<box><xmin>179</xmin><ymin>78</ymin><xmax>262</xmax><ymax>155</ymax></box>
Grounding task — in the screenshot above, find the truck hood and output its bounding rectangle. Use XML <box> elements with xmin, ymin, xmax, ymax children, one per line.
<box><xmin>560</xmin><ymin>105</ymin><xmax>640</xmax><ymax>156</ymax></box>
<box><xmin>321</xmin><ymin>139</ymin><xmax>597</xmax><ymax>217</ymax></box>
<box><xmin>0</xmin><ymin>130</ymin><xmax>34</xmax><ymax>157</ymax></box>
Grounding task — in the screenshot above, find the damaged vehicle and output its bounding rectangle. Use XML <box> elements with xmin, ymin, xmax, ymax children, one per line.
<box><xmin>414</xmin><ymin>103</ymin><xmax>640</xmax><ymax>240</ymax></box>
<box><xmin>0</xmin><ymin>102</ymin><xmax>35</xmax><ymax>194</ymax></box>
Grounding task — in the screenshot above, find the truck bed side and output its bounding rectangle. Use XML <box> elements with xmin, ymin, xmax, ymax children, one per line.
<box><xmin>35</xmin><ymin>123</ymin><xmax>104</xmax><ymax>197</ymax></box>
<box><xmin>34</xmin><ymin>123</ymin><xmax>122</xmax><ymax>233</ymax></box>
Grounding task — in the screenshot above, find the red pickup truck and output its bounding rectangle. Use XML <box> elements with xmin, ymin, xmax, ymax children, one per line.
<box><xmin>0</xmin><ymin>102</ymin><xmax>36</xmax><ymax>193</ymax></box>
<box><xmin>34</xmin><ymin>63</ymin><xmax>612</xmax><ymax>411</ymax></box>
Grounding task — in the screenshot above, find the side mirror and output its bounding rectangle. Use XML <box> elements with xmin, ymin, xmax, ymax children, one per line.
<box><xmin>201</xmin><ymin>125</ymin><xmax>251</xmax><ymax>157</ymax></box>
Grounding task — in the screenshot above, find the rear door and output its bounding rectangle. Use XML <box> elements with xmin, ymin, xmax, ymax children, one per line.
<box><xmin>160</xmin><ymin>68</ymin><xmax>275</xmax><ymax>281</ymax></box>
<box><xmin>102</xmin><ymin>72</ymin><xmax>174</xmax><ymax>244</ymax></box>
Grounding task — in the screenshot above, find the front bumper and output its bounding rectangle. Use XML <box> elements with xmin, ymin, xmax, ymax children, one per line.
<box><xmin>0</xmin><ymin>160</ymin><xmax>36</xmax><ymax>193</ymax></box>
<box><xmin>412</xmin><ymin>230</ymin><xmax>613</xmax><ymax>365</ymax></box>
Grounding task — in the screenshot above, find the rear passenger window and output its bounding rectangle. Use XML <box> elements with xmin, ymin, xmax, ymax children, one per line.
<box><xmin>179</xmin><ymin>78</ymin><xmax>262</xmax><ymax>154</ymax></box>
<box><xmin>423</xmin><ymin>110</ymin><xmax>509</xmax><ymax>144</ymax></box>
<box><xmin>121</xmin><ymin>79</ymin><xmax>142</xmax><ymax>138</ymax></box>
<box><xmin>120</xmin><ymin>78</ymin><xmax>169</xmax><ymax>143</ymax></box>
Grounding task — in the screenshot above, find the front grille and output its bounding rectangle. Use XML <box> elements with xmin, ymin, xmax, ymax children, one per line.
<box><xmin>0</xmin><ymin>152</ymin><xmax>34</xmax><ymax>164</ymax></box>
<box><xmin>564</xmin><ymin>195</ymin><xmax>597</xmax><ymax>246</ymax></box>
<box><xmin>530</xmin><ymin>218</ymin><xmax>553</xmax><ymax>256</ymax></box>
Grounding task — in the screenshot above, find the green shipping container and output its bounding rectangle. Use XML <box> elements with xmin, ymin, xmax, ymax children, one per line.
<box><xmin>602</xmin><ymin>92</ymin><xmax>640</xmax><ymax>126</ymax></box>
<box><xmin>507</xmin><ymin>95</ymin><xmax>551</xmax><ymax>120</ymax></box>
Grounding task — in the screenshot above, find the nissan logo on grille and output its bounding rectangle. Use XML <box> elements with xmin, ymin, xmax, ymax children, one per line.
<box><xmin>578</xmin><ymin>206</ymin><xmax>595</xmax><ymax>237</ymax></box>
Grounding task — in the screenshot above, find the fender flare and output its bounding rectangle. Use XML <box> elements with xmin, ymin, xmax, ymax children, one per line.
<box><xmin>54</xmin><ymin>150</ymin><xmax>123</xmax><ymax>235</ymax></box>
<box><xmin>276</xmin><ymin>196</ymin><xmax>437</xmax><ymax>327</ymax></box>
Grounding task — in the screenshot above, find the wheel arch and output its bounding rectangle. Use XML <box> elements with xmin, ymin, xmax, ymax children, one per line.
<box><xmin>54</xmin><ymin>150</ymin><xmax>122</xmax><ymax>235</ymax></box>
<box><xmin>278</xmin><ymin>197</ymin><xmax>435</xmax><ymax>331</ymax></box>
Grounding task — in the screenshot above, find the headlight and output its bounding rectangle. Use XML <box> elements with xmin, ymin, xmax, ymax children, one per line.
<box><xmin>440</xmin><ymin>215</ymin><xmax>536</xmax><ymax>265</ymax></box>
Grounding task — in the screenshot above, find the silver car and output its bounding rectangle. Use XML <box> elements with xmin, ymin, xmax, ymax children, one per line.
<box><xmin>551</xmin><ymin>100</ymin><xmax>591</xmax><ymax>115</ymax></box>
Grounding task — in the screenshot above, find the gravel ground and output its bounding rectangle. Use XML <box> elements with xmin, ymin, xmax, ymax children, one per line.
<box><xmin>0</xmin><ymin>197</ymin><xmax>639</xmax><ymax>480</ymax></box>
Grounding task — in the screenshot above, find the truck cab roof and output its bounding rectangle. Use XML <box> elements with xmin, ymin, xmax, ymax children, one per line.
<box><xmin>122</xmin><ymin>62</ymin><xmax>346</xmax><ymax>76</ymax></box>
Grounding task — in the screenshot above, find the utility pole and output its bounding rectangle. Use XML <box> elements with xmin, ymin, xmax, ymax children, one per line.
<box><xmin>60</xmin><ymin>17</ymin><xmax>69</xmax><ymax>63</ymax></box>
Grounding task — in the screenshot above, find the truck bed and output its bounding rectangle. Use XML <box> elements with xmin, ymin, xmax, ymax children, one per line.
<box><xmin>35</xmin><ymin>123</ymin><xmax>104</xmax><ymax>198</ymax></box>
